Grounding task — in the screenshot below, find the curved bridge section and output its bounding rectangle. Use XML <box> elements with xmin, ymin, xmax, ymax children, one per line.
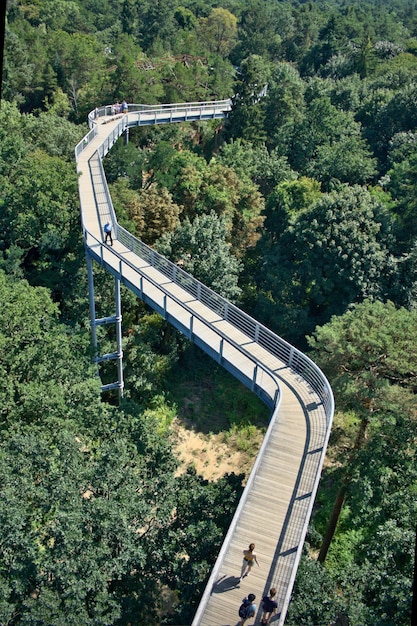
<box><xmin>75</xmin><ymin>102</ymin><xmax>334</xmax><ymax>626</ymax></box>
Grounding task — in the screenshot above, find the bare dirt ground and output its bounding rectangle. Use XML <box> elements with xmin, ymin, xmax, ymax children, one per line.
<box><xmin>168</xmin><ymin>369</ymin><xmax>268</xmax><ymax>481</ymax></box>
<box><xmin>172</xmin><ymin>418</ymin><xmax>254</xmax><ymax>481</ymax></box>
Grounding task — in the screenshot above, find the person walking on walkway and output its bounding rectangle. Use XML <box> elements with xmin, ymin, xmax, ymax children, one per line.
<box><xmin>238</xmin><ymin>593</ymin><xmax>256</xmax><ymax>625</ymax></box>
<box><xmin>261</xmin><ymin>587</ymin><xmax>278</xmax><ymax>624</ymax></box>
<box><xmin>104</xmin><ymin>221</ymin><xmax>113</xmax><ymax>246</ymax></box>
<box><xmin>240</xmin><ymin>543</ymin><xmax>259</xmax><ymax>581</ymax></box>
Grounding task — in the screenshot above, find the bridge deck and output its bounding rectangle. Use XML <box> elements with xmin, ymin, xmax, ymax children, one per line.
<box><xmin>76</xmin><ymin>112</ymin><xmax>332</xmax><ymax>626</ymax></box>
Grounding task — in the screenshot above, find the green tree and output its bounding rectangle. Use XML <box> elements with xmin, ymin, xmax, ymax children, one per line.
<box><xmin>301</xmin><ymin>14</ymin><xmax>348</xmax><ymax>76</ymax></box>
<box><xmin>205</xmin><ymin>56</ymin><xmax>235</xmax><ymax>100</ymax></box>
<box><xmin>256</xmin><ymin>185</ymin><xmax>396</xmax><ymax>340</ymax></box>
<box><xmin>351</xmin><ymin>521</ymin><xmax>414</xmax><ymax>625</ymax></box>
<box><xmin>218</xmin><ymin>139</ymin><xmax>297</xmax><ymax>197</ymax></box>
<box><xmin>137</xmin><ymin>0</ymin><xmax>177</xmax><ymax>52</ymax></box>
<box><xmin>286</xmin><ymin>556</ymin><xmax>349</xmax><ymax>626</ymax></box>
<box><xmin>146</xmin><ymin>144</ymin><xmax>265</xmax><ymax>255</ymax></box>
<box><xmin>290</xmin><ymin>96</ymin><xmax>377</xmax><ymax>187</ymax></box>
<box><xmin>156</xmin><ymin>211</ymin><xmax>242</xmax><ymax>300</ymax></box>
<box><xmin>0</xmin><ymin>103</ymin><xmax>88</xmax><ymax>317</ymax></box>
<box><xmin>284</xmin><ymin>2</ymin><xmax>324</xmax><ymax>64</ymax></box>
<box><xmin>387</xmin><ymin>131</ymin><xmax>417</xmax><ymax>168</ymax></box>
<box><xmin>194</xmin><ymin>161</ymin><xmax>265</xmax><ymax>255</ymax></box>
<box><xmin>174</xmin><ymin>7</ymin><xmax>196</xmax><ymax>31</ymax></box>
<box><xmin>121</xmin><ymin>0</ymin><xmax>137</xmax><ymax>36</ymax></box>
<box><xmin>122</xmin><ymin>312</ymin><xmax>180</xmax><ymax>401</ymax></box>
<box><xmin>162</xmin><ymin>57</ymin><xmax>212</xmax><ymax>103</ymax></box>
<box><xmin>264</xmin><ymin>62</ymin><xmax>305</xmax><ymax>154</ymax></box>
<box><xmin>43</xmin><ymin>86</ymin><xmax>72</xmax><ymax>118</ymax></box>
<box><xmin>0</xmin><ymin>100</ymin><xmax>81</xmax><ymax>171</ymax></box>
<box><xmin>164</xmin><ymin>467</ymin><xmax>244</xmax><ymax>624</ymax></box>
<box><xmin>0</xmin><ymin>272</ymin><xmax>188</xmax><ymax>624</ymax></box>
<box><xmin>0</xmin><ymin>149</ymin><xmax>83</xmax><ymax>300</ymax></box>
<box><xmin>362</xmin><ymin>83</ymin><xmax>417</xmax><ymax>172</ymax></box>
<box><xmin>3</xmin><ymin>13</ymin><xmax>55</xmax><ymax>111</ymax></box>
<box><xmin>263</xmin><ymin>177</ymin><xmax>322</xmax><ymax>240</ymax></box>
<box><xmin>342</xmin><ymin>386</ymin><xmax>416</xmax><ymax>625</ymax></box>
<box><xmin>308</xmin><ymin>300</ymin><xmax>417</xmax><ymax>403</ymax></box>
<box><xmin>308</xmin><ymin>300</ymin><xmax>417</xmax><ymax>565</ymax></box>
<box><xmin>109</xmin><ymin>34</ymin><xmax>164</xmax><ymax>104</ymax></box>
<box><xmin>109</xmin><ymin>178</ymin><xmax>144</xmax><ymax>237</ymax></box>
<box><xmin>24</xmin><ymin>110</ymin><xmax>83</xmax><ymax>160</ymax></box>
<box><xmin>311</xmin><ymin>385</ymin><xmax>416</xmax><ymax>625</ymax></box>
<box><xmin>104</xmin><ymin>138</ymin><xmax>148</xmax><ymax>190</ymax></box>
<box><xmin>354</xmin><ymin>32</ymin><xmax>377</xmax><ymax>78</ymax></box>
<box><xmin>233</xmin><ymin>0</ymin><xmax>291</xmax><ymax>62</ymax></box>
<box><xmin>146</xmin><ymin>145</ymin><xmax>206</xmax><ymax>216</ymax></box>
<box><xmin>38</xmin><ymin>0</ymin><xmax>83</xmax><ymax>32</ymax></box>
<box><xmin>394</xmin><ymin>241</ymin><xmax>417</xmax><ymax>309</ymax></box>
<box><xmin>0</xmin><ymin>100</ymin><xmax>30</xmax><ymax>178</ymax></box>
<box><xmin>226</xmin><ymin>54</ymin><xmax>270</xmax><ymax>145</ymax></box>
<box><xmin>138</xmin><ymin>184</ymin><xmax>181</xmax><ymax>245</ymax></box>
<box><xmin>0</xmin><ymin>273</ymin><xmax>104</xmax><ymax>431</ymax></box>
<box><xmin>386</xmin><ymin>148</ymin><xmax>417</xmax><ymax>251</ymax></box>
<box><xmin>49</xmin><ymin>30</ymin><xmax>107</xmax><ymax>120</ymax></box>
<box><xmin>0</xmin><ymin>413</ymin><xmax>182</xmax><ymax>625</ymax></box>
<box><xmin>312</xmin><ymin>134</ymin><xmax>377</xmax><ymax>187</ymax></box>
<box><xmin>0</xmin><ymin>271</ymin><xmax>251</xmax><ymax>623</ymax></box>
<box><xmin>198</xmin><ymin>8</ymin><xmax>237</xmax><ymax>56</ymax></box>
<box><xmin>328</xmin><ymin>74</ymin><xmax>362</xmax><ymax>112</ymax></box>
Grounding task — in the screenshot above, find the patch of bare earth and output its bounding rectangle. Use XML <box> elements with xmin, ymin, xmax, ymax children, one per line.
<box><xmin>172</xmin><ymin>418</ymin><xmax>254</xmax><ymax>481</ymax></box>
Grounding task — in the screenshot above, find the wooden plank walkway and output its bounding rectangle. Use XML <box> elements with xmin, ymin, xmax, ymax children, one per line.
<box><xmin>76</xmin><ymin>110</ymin><xmax>333</xmax><ymax>626</ymax></box>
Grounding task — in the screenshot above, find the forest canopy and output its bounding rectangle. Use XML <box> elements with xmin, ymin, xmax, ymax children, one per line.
<box><xmin>1</xmin><ymin>0</ymin><xmax>417</xmax><ymax>623</ymax></box>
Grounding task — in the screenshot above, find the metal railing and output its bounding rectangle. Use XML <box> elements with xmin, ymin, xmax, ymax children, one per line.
<box><xmin>85</xmin><ymin>228</ymin><xmax>281</xmax><ymax>407</ymax></box>
<box><xmin>78</xmin><ymin>120</ymin><xmax>332</xmax><ymax>414</ymax></box>
<box><xmin>115</xmin><ymin>223</ymin><xmax>332</xmax><ymax>414</ymax></box>
<box><xmin>75</xmin><ymin>100</ymin><xmax>334</xmax><ymax>625</ymax></box>
<box><xmin>75</xmin><ymin>125</ymin><xmax>98</xmax><ymax>159</ymax></box>
<box><xmin>87</xmin><ymin>99</ymin><xmax>232</xmax><ymax>128</ymax></box>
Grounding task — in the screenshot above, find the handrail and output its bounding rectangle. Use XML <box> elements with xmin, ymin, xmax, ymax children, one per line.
<box><xmin>75</xmin><ymin>124</ymin><xmax>98</xmax><ymax>159</ymax></box>
<box><xmin>85</xmin><ymin>228</ymin><xmax>281</xmax><ymax>406</ymax></box>
<box><xmin>115</xmin><ymin>223</ymin><xmax>332</xmax><ymax>416</ymax></box>
<box><xmin>87</xmin><ymin>99</ymin><xmax>232</xmax><ymax>128</ymax></box>
<box><xmin>192</xmin><ymin>396</ymin><xmax>282</xmax><ymax>625</ymax></box>
<box><xmin>79</xmin><ymin>118</ymin><xmax>332</xmax><ymax>417</ymax></box>
<box><xmin>81</xmin><ymin>136</ymin><xmax>281</xmax><ymax>406</ymax></box>
<box><xmin>75</xmin><ymin>103</ymin><xmax>334</xmax><ymax>625</ymax></box>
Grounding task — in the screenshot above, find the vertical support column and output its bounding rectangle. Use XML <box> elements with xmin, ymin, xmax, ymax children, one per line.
<box><xmin>218</xmin><ymin>338</ymin><xmax>224</xmax><ymax>364</ymax></box>
<box><xmin>86</xmin><ymin>252</ymin><xmax>98</xmax><ymax>358</ymax></box>
<box><xmin>86</xmin><ymin>249</ymin><xmax>124</xmax><ymax>399</ymax></box>
<box><xmin>252</xmin><ymin>364</ymin><xmax>258</xmax><ymax>392</ymax></box>
<box><xmin>115</xmin><ymin>276</ymin><xmax>124</xmax><ymax>399</ymax></box>
<box><xmin>124</xmin><ymin>126</ymin><xmax>129</xmax><ymax>145</ymax></box>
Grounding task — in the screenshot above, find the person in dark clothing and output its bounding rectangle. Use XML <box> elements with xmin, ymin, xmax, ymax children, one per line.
<box><xmin>104</xmin><ymin>222</ymin><xmax>113</xmax><ymax>246</ymax></box>
<box><xmin>239</xmin><ymin>593</ymin><xmax>256</xmax><ymax>625</ymax></box>
<box><xmin>261</xmin><ymin>587</ymin><xmax>278</xmax><ymax>624</ymax></box>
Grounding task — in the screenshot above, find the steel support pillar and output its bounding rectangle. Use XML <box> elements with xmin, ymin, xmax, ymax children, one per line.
<box><xmin>86</xmin><ymin>252</ymin><xmax>98</xmax><ymax>356</ymax></box>
<box><xmin>114</xmin><ymin>276</ymin><xmax>124</xmax><ymax>399</ymax></box>
<box><xmin>86</xmin><ymin>250</ymin><xmax>124</xmax><ymax>400</ymax></box>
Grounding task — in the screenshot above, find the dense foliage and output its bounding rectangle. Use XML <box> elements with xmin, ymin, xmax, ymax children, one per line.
<box><xmin>2</xmin><ymin>0</ymin><xmax>417</xmax><ymax>623</ymax></box>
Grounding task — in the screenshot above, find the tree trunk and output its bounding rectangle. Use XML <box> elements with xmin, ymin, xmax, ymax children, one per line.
<box><xmin>317</xmin><ymin>416</ymin><xmax>369</xmax><ymax>564</ymax></box>
<box><xmin>318</xmin><ymin>482</ymin><xmax>347</xmax><ymax>563</ymax></box>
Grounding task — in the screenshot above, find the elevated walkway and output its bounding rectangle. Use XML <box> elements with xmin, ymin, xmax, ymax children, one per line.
<box><xmin>75</xmin><ymin>101</ymin><xmax>334</xmax><ymax>625</ymax></box>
